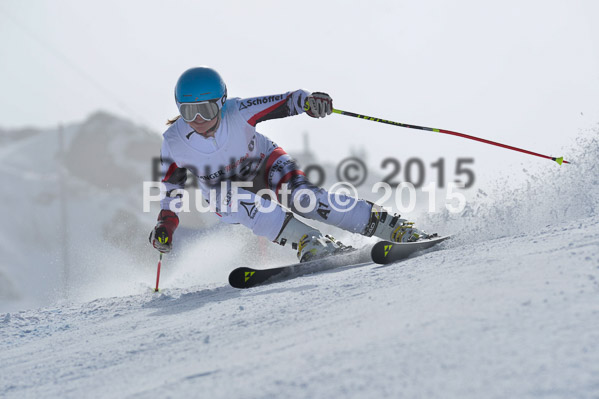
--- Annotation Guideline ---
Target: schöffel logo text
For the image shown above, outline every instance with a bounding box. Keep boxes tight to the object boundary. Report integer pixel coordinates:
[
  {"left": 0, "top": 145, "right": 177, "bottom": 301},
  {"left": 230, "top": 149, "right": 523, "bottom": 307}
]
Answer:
[{"left": 239, "top": 95, "right": 283, "bottom": 110}]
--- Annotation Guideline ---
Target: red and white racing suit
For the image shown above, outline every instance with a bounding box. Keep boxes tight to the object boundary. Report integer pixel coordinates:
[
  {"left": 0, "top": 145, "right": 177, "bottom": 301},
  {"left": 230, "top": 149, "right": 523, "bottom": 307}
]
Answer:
[{"left": 159, "top": 90, "right": 372, "bottom": 241}]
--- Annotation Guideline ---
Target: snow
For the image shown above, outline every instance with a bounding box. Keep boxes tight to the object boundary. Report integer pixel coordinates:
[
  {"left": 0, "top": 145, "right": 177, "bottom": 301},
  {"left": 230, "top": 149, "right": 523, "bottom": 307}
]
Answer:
[
  {"left": 1, "top": 117, "right": 598, "bottom": 397},
  {"left": 1, "top": 219, "right": 599, "bottom": 397}
]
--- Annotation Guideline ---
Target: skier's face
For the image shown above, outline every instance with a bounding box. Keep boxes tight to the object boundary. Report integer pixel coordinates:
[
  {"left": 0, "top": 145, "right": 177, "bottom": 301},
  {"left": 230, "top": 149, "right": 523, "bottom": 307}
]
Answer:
[{"left": 187, "top": 114, "right": 220, "bottom": 137}]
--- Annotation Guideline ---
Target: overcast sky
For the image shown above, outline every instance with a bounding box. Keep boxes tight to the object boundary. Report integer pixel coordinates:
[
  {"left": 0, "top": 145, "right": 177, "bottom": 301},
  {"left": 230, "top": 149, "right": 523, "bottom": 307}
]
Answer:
[{"left": 1, "top": 0, "right": 598, "bottom": 187}]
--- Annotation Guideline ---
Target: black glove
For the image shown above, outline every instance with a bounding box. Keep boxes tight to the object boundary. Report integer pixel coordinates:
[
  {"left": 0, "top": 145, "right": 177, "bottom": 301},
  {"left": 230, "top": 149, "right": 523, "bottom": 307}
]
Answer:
[
  {"left": 149, "top": 210, "right": 179, "bottom": 253},
  {"left": 304, "top": 92, "right": 333, "bottom": 118}
]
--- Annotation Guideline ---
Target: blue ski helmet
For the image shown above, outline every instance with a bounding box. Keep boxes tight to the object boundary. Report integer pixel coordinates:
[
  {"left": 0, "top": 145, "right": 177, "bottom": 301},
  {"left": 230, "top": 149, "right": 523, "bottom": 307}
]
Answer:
[{"left": 175, "top": 67, "right": 227, "bottom": 122}]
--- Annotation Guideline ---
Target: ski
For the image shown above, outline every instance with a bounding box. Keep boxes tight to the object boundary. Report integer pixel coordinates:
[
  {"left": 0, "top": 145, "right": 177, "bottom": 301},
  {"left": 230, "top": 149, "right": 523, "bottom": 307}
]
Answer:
[
  {"left": 370, "top": 235, "right": 450, "bottom": 264},
  {"left": 228, "top": 247, "right": 372, "bottom": 289},
  {"left": 229, "top": 236, "right": 450, "bottom": 289}
]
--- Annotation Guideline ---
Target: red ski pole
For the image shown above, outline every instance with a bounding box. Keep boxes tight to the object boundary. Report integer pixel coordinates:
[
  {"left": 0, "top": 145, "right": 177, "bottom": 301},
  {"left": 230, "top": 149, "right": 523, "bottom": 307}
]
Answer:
[
  {"left": 154, "top": 253, "right": 163, "bottom": 292},
  {"left": 332, "top": 109, "right": 571, "bottom": 165}
]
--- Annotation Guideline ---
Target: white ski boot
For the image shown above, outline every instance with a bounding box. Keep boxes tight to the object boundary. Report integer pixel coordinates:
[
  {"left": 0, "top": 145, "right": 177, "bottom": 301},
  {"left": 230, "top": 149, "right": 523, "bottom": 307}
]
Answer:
[
  {"left": 296, "top": 234, "right": 351, "bottom": 263},
  {"left": 362, "top": 204, "right": 433, "bottom": 243},
  {"left": 274, "top": 213, "right": 351, "bottom": 262}
]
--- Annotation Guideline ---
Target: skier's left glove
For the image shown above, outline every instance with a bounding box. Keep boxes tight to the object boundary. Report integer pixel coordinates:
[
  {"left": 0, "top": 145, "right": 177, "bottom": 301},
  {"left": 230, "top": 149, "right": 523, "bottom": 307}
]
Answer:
[
  {"left": 304, "top": 92, "right": 333, "bottom": 118},
  {"left": 149, "top": 209, "right": 179, "bottom": 253}
]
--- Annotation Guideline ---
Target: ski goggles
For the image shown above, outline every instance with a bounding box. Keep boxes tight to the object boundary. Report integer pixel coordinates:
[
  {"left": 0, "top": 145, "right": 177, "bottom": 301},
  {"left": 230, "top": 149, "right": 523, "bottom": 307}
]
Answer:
[{"left": 178, "top": 94, "right": 226, "bottom": 122}]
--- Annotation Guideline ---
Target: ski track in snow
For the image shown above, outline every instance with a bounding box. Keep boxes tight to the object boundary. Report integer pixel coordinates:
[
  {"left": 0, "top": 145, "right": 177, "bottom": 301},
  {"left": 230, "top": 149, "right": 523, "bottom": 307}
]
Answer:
[{"left": 1, "top": 215, "right": 598, "bottom": 398}]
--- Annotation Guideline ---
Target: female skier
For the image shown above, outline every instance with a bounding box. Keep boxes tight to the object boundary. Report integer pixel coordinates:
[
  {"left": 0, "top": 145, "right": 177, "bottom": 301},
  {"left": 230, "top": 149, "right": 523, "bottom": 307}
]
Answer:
[{"left": 149, "top": 67, "right": 431, "bottom": 261}]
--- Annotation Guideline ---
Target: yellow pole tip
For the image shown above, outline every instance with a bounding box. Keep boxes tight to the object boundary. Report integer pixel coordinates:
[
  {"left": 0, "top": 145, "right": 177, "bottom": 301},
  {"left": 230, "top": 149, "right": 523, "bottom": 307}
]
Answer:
[{"left": 555, "top": 157, "right": 564, "bottom": 165}]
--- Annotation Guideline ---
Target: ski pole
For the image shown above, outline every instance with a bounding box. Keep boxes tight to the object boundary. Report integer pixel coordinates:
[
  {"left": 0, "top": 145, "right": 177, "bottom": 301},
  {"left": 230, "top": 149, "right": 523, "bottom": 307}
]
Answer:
[
  {"left": 154, "top": 253, "right": 162, "bottom": 292},
  {"left": 332, "top": 108, "right": 570, "bottom": 165}
]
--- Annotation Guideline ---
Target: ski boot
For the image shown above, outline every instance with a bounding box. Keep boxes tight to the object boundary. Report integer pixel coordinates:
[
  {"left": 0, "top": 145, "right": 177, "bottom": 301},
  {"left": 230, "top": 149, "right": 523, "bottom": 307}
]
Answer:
[
  {"left": 296, "top": 234, "right": 351, "bottom": 263},
  {"left": 362, "top": 204, "right": 434, "bottom": 243},
  {"left": 274, "top": 213, "right": 352, "bottom": 262}
]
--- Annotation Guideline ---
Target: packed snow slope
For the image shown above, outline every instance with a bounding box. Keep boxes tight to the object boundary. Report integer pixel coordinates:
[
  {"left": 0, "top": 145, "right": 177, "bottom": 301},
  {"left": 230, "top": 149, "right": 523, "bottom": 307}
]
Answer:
[
  {"left": 1, "top": 215, "right": 598, "bottom": 399},
  {"left": 1, "top": 130, "right": 598, "bottom": 398}
]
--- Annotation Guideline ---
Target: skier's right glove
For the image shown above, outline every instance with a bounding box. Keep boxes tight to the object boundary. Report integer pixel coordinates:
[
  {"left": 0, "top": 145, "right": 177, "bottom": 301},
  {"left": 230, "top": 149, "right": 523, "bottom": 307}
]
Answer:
[{"left": 149, "top": 209, "right": 179, "bottom": 253}]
